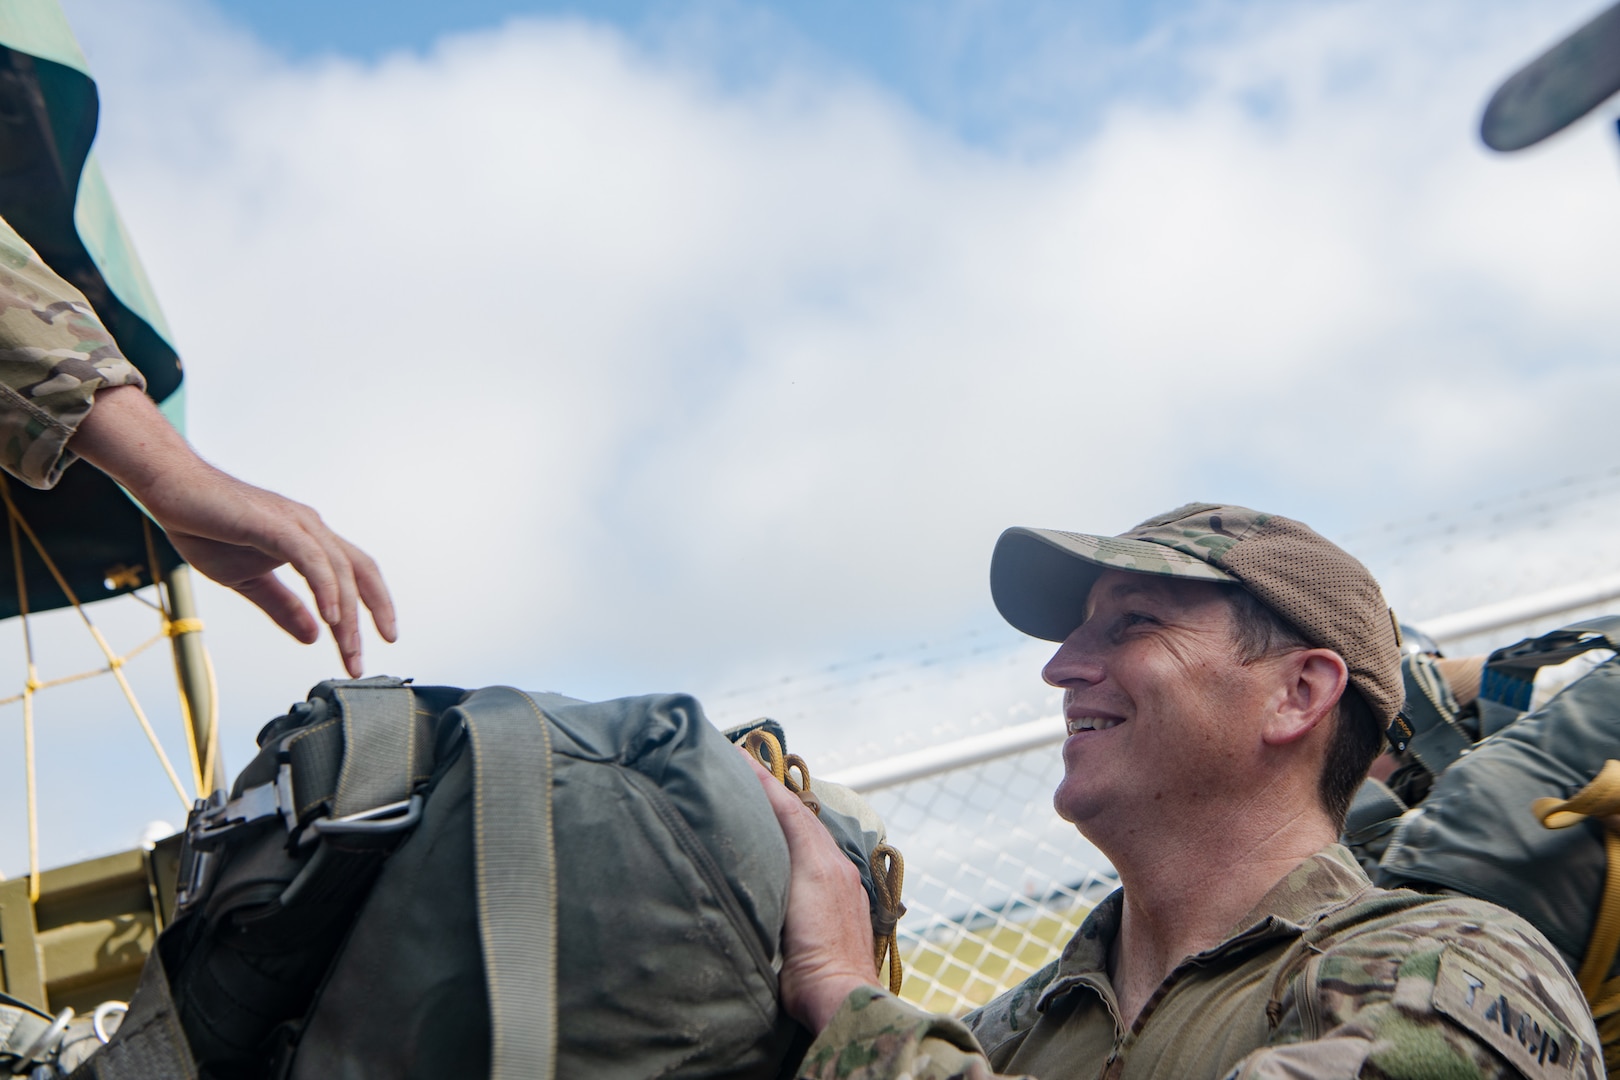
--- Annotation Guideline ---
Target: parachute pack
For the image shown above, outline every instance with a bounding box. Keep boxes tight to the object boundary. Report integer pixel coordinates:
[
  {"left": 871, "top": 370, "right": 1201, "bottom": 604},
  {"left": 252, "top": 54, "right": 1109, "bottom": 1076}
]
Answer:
[
  {"left": 74, "top": 677, "right": 903, "bottom": 1080},
  {"left": 1344, "top": 616, "right": 1620, "bottom": 1073}
]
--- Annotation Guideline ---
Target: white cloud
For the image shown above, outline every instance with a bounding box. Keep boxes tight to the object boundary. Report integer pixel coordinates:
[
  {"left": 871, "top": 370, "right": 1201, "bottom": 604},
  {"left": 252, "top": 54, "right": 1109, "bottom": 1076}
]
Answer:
[{"left": 10, "top": 0, "right": 1617, "bottom": 871}]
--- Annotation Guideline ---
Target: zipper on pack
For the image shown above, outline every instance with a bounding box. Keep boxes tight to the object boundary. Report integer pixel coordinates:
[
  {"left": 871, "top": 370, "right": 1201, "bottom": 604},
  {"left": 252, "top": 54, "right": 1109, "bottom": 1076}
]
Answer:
[{"left": 619, "top": 768, "right": 781, "bottom": 999}]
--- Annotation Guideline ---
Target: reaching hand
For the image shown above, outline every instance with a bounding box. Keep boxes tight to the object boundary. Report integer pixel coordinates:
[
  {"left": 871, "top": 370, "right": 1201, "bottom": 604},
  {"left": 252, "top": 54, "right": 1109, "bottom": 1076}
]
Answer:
[
  {"left": 72, "top": 386, "right": 396, "bottom": 677},
  {"left": 740, "top": 746, "right": 879, "bottom": 1032}
]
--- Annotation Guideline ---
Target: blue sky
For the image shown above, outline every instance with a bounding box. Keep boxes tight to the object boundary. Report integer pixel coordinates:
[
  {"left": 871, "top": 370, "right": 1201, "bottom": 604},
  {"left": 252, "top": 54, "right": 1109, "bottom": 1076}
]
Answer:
[{"left": 206, "top": 0, "right": 1199, "bottom": 150}]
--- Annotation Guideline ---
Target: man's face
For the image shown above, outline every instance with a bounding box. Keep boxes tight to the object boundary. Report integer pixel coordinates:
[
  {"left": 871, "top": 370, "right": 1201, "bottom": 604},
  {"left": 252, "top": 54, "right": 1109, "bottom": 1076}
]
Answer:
[{"left": 1043, "top": 569, "right": 1286, "bottom": 833}]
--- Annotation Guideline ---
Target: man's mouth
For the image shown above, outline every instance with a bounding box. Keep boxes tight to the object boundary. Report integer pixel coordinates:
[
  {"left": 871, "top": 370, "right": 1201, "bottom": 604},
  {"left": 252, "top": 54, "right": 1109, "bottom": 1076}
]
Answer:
[{"left": 1066, "top": 714, "right": 1125, "bottom": 733}]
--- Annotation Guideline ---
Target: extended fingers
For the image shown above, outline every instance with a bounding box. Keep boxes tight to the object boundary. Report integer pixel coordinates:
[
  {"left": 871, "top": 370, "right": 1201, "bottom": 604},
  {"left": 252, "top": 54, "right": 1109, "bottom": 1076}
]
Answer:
[
  {"left": 343, "top": 538, "right": 397, "bottom": 643},
  {"left": 233, "top": 574, "right": 321, "bottom": 644},
  {"left": 269, "top": 507, "right": 367, "bottom": 676}
]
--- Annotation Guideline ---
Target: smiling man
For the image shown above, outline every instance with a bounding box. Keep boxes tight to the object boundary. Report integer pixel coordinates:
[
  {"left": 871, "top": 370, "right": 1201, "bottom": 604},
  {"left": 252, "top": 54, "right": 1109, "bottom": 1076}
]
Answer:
[{"left": 752, "top": 503, "right": 1601, "bottom": 1080}]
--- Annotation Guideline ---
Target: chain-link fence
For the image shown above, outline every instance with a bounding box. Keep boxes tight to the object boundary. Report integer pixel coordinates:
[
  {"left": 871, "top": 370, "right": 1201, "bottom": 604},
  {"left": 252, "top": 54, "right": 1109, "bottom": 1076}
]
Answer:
[{"left": 859, "top": 746, "right": 1113, "bottom": 1014}]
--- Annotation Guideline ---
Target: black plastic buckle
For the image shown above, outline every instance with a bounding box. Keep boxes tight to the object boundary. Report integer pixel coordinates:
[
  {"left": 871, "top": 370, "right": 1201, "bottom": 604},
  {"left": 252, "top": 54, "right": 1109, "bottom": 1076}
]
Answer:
[{"left": 1385, "top": 712, "right": 1414, "bottom": 753}]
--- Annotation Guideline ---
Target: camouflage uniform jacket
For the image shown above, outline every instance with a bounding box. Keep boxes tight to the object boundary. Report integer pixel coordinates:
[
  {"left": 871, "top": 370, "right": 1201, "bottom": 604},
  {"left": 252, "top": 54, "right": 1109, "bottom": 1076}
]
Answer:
[
  {"left": 0, "top": 214, "right": 145, "bottom": 489},
  {"left": 799, "top": 844, "right": 1600, "bottom": 1080}
]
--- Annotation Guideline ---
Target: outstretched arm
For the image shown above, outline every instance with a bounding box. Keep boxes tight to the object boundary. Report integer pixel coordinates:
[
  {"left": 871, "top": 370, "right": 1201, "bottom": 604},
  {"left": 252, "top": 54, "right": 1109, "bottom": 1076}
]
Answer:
[{"left": 73, "top": 384, "right": 396, "bottom": 677}]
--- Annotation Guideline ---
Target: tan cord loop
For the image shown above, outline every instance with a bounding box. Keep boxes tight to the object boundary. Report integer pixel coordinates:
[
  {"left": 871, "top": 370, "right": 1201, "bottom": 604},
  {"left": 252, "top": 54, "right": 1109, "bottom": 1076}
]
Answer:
[
  {"left": 163, "top": 617, "right": 204, "bottom": 636},
  {"left": 1533, "top": 760, "right": 1620, "bottom": 833},
  {"left": 741, "top": 728, "right": 787, "bottom": 783},
  {"left": 1534, "top": 761, "right": 1620, "bottom": 1008},
  {"left": 783, "top": 754, "right": 820, "bottom": 816},
  {"left": 869, "top": 843, "right": 906, "bottom": 994},
  {"left": 744, "top": 725, "right": 907, "bottom": 993}
]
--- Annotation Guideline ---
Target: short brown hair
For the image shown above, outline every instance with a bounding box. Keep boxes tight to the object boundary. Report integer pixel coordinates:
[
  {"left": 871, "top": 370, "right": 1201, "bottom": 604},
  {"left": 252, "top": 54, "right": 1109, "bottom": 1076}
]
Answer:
[{"left": 1223, "top": 586, "right": 1382, "bottom": 827}]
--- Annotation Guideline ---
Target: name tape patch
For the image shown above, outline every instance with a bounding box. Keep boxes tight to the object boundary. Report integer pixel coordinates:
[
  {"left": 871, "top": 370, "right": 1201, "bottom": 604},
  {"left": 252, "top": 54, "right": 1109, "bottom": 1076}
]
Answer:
[{"left": 1433, "top": 947, "right": 1585, "bottom": 1078}]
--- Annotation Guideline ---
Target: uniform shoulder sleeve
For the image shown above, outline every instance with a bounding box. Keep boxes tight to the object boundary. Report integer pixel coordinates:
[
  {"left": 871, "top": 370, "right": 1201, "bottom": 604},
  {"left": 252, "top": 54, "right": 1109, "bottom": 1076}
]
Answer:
[
  {"left": 1228, "top": 893, "right": 1603, "bottom": 1080},
  {"left": 798, "top": 987, "right": 1035, "bottom": 1080},
  {"left": 0, "top": 216, "right": 145, "bottom": 489},
  {"left": 963, "top": 959, "right": 1061, "bottom": 1063}
]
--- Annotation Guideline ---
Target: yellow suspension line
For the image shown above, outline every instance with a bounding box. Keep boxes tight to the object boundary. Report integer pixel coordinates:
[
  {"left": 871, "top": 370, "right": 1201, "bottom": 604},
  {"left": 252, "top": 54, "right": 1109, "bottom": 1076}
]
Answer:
[
  {"left": 8, "top": 505, "right": 40, "bottom": 902},
  {"left": 0, "top": 476, "right": 191, "bottom": 811},
  {"left": 198, "top": 644, "right": 221, "bottom": 796},
  {"left": 144, "top": 519, "right": 208, "bottom": 796},
  {"left": 0, "top": 631, "right": 166, "bottom": 705}
]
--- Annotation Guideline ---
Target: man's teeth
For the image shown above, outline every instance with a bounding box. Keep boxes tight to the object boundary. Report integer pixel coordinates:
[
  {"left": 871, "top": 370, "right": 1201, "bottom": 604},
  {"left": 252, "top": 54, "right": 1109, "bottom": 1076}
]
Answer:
[{"left": 1068, "top": 716, "right": 1123, "bottom": 733}]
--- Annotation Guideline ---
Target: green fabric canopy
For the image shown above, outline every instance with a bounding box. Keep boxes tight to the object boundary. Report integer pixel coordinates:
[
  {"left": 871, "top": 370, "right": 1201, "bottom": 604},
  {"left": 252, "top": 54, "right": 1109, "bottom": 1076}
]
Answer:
[{"left": 0, "top": 0, "right": 184, "bottom": 619}]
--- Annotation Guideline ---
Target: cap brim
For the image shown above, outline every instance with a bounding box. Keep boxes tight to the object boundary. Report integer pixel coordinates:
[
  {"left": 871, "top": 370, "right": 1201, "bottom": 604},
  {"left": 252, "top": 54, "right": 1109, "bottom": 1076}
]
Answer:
[
  {"left": 1481, "top": 0, "right": 1620, "bottom": 151},
  {"left": 990, "top": 527, "right": 1235, "bottom": 642}
]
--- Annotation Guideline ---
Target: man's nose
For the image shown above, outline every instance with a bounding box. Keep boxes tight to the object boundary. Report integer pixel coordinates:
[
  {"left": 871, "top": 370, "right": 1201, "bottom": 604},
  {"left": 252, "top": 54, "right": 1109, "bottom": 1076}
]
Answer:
[{"left": 1042, "top": 623, "right": 1105, "bottom": 688}]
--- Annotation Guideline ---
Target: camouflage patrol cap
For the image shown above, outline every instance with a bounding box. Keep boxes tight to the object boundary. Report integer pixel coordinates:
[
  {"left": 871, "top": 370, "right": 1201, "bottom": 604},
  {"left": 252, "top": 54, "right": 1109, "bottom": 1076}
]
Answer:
[{"left": 990, "top": 502, "right": 1403, "bottom": 726}]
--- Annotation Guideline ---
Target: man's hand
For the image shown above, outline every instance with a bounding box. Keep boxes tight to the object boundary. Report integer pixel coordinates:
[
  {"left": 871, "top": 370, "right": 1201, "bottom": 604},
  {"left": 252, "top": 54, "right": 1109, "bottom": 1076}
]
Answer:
[
  {"left": 740, "top": 747, "right": 881, "bottom": 1033},
  {"left": 72, "top": 386, "right": 396, "bottom": 677}
]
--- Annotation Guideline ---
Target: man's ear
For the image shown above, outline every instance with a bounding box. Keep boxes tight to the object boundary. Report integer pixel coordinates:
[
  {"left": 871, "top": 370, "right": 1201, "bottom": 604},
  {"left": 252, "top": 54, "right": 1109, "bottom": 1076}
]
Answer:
[{"left": 1260, "top": 649, "right": 1348, "bottom": 747}]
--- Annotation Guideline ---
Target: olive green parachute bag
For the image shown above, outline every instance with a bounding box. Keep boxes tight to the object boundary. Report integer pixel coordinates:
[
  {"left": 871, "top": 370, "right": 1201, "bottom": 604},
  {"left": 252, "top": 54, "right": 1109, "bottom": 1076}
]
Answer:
[
  {"left": 1343, "top": 616, "right": 1620, "bottom": 1070},
  {"left": 76, "top": 677, "right": 903, "bottom": 1080}
]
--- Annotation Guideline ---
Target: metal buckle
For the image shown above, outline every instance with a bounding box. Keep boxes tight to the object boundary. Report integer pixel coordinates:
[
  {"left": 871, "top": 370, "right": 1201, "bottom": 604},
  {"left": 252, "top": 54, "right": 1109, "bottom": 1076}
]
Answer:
[
  {"left": 300, "top": 794, "right": 423, "bottom": 846},
  {"left": 10, "top": 1008, "right": 73, "bottom": 1073}
]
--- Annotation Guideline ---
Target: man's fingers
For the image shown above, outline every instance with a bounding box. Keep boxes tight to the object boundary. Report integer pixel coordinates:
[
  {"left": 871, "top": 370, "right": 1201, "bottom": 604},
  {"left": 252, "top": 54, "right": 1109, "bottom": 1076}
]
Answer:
[
  {"left": 233, "top": 574, "right": 321, "bottom": 644},
  {"left": 272, "top": 515, "right": 366, "bottom": 675},
  {"left": 310, "top": 527, "right": 362, "bottom": 674},
  {"left": 272, "top": 521, "right": 343, "bottom": 630},
  {"left": 343, "top": 539, "right": 398, "bottom": 643}
]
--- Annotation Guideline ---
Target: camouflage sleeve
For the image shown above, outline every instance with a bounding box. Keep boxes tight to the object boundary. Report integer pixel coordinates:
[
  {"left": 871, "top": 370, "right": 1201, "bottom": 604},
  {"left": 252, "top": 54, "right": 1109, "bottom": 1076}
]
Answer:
[
  {"left": 1228, "top": 898, "right": 1603, "bottom": 1080},
  {"left": 796, "top": 987, "right": 1034, "bottom": 1080},
  {"left": 0, "top": 215, "right": 145, "bottom": 489}
]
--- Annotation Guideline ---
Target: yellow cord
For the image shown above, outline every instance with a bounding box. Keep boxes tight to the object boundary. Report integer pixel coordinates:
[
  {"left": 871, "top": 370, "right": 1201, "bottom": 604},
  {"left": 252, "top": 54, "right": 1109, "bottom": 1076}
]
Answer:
[
  {"left": 0, "top": 632, "right": 166, "bottom": 706},
  {"left": 10, "top": 496, "right": 39, "bottom": 902},
  {"left": 0, "top": 476, "right": 190, "bottom": 810},
  {"left": 741, "top": 729, "right": 788, "bottom": 783},
  {"left": 742, "top": 726, "right": 907, "bottom": 993},
  {"left": 145, "top": 519, "right": 210, "bottom": 798},
  {"left": 1534, "top": 759, "right": 1620, "bottom": 1072},
  {"left": 199, "top": 643, "right": 221, "bottom": 794}
]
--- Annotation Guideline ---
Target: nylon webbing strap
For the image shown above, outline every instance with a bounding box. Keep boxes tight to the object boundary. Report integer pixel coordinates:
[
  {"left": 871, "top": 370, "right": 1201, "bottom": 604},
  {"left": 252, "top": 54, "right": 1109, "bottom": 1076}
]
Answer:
[
  {"left": 78, "top": 952, "right": 199, "bottom": 1080},
  {"left": 0, "top": 999, "right": 52, "bottom": 1062},
  {"left": 1476, "top": 616, "right": 1620, "bottom": 734},
  {"left": 1486, "top": 616, "right": 1620, "bottom": 679},
  {"left": 1402, "top": 657, "right": 1472, "bottom": 776},
  {"left": 457, "top": 686, "right": 557, "bottom": 1080},
  {"left": 331, "top": 680, "right": 419, "bottom": 819}
]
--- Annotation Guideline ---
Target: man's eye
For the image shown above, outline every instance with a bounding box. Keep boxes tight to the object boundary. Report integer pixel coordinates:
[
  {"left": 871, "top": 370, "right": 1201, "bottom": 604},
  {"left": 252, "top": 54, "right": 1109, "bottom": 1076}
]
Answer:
[{"left": 1109, "top": 612, "right": 1155, "bottom": 640}]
